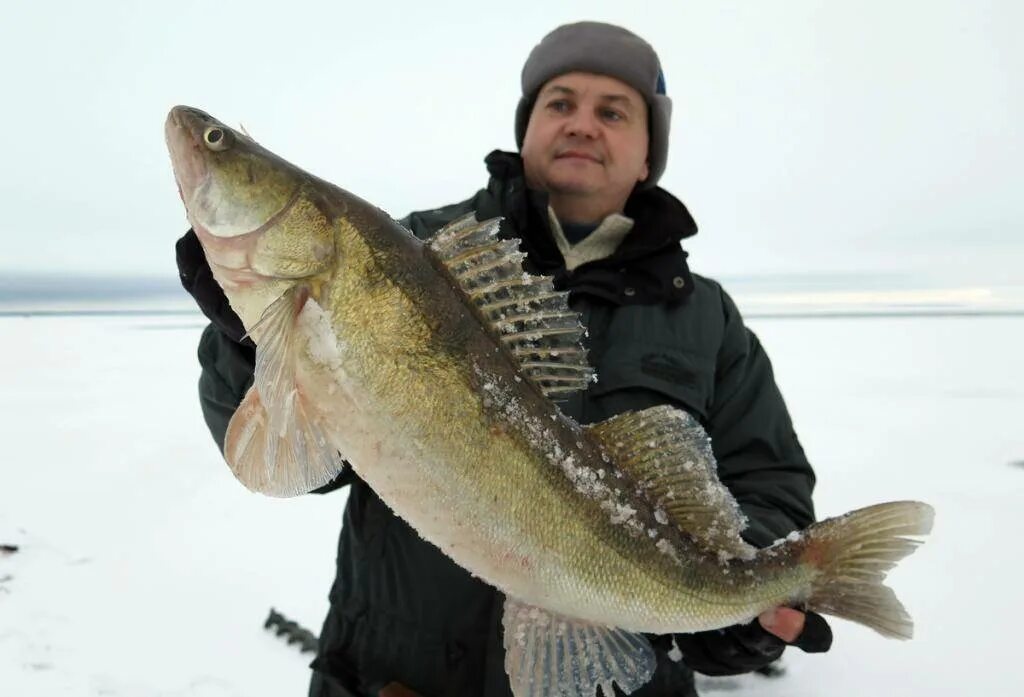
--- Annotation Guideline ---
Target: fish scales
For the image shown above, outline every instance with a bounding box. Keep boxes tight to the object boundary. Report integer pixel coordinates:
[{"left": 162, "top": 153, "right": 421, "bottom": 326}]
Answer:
[
  {"left": 312, "top": 197, "right": 785, "bottom": 632},
  {"left": 167, "top": 105, "right": 933, "bottom": 697}
]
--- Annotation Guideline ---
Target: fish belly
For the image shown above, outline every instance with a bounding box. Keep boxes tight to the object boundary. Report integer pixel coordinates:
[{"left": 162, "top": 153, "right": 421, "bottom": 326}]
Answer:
[{"left": 308, "top": 335, "right": 788, "bottom": 633}]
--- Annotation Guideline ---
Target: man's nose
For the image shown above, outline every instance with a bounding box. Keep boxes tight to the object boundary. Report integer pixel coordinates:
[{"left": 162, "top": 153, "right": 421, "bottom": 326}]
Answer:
[{"left": 565, "top": 108, "right": 600, "bottom": 138}]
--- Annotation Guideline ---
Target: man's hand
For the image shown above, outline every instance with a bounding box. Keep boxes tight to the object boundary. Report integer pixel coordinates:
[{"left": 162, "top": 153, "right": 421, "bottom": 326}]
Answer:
[
  {"left": 175, "top": 229, "right": 250, "bottom": 345},
  {"left": 759, "top": 607, "right": 833, "bottom": 652},
  {"left": 672, "top": 608, "right": 832, "bottom": 677},
  {"left": 759, "top": 607, "right": 806, "bottom": 642}
]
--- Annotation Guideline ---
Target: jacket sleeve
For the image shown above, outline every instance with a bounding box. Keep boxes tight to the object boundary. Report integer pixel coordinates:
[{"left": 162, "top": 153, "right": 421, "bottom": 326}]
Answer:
[
  {"left": 707, "top": 288, "right": 816, "bottom": 547},
  {"left": 196, "top": 323, "right": 254, "bottom": 454},
  {"left": 399, "top": 191, "right": 488, "bottom": 241}
]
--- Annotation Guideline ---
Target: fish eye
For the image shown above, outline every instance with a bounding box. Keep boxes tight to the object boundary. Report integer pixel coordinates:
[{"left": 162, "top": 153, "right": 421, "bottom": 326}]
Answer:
[{"left": 203, "top": 126, "right": 230, "bottom": 151}]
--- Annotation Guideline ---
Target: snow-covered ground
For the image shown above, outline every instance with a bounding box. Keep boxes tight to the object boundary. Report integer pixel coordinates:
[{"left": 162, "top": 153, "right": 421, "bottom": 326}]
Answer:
[{"left": 1, "top": 311, "right": 1021, "bottom": 696}]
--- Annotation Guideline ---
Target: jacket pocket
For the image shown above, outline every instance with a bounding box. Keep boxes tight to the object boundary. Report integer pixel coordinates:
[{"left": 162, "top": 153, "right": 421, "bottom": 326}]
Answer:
[{"left": 587, "top": 345, "right": 713, "bottom": 423}]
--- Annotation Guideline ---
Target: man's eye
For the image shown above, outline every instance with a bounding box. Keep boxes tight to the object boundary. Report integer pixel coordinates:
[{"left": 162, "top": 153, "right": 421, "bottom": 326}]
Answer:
[
  {"left": 548, "top": 100, "right": 571, "bottom": 113},
  {"left": 601, "top": 109, "right": 624, "bottom": 122}
]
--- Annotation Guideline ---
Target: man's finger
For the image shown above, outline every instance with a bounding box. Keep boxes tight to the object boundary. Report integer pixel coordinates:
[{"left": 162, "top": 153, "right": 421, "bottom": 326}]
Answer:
[
  {"left": 758, "top": 607, "right": 805, "bottom": 643},
  {"left": 758, "top": 608, "right": 834, "bottom": 653},
  {"left": 790, "top": 611, "right": 833, "bottom": 653}
]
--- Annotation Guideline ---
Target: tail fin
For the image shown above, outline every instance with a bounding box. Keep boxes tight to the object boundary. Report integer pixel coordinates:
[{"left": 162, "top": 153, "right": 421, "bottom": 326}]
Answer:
[{"left": 801, "top": 501, "right": 934, "bottom": 639}]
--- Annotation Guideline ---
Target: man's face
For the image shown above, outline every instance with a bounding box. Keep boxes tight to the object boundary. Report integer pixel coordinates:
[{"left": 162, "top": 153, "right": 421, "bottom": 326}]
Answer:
[{"left": 521, "top": 72, "right": 650, "bottom": 211}]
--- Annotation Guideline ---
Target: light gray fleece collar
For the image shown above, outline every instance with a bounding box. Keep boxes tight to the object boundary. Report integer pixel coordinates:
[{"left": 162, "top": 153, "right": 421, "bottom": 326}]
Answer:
[{"left": 547, "top": 207, "right": 634, "bottom": 271}]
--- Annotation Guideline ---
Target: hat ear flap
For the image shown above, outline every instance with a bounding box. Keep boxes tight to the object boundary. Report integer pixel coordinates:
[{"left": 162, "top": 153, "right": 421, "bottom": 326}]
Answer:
[
  {"left": 641, "top": 93, "right": 672, "bottom": 189},
  {"left": 514, "top": 93, "right": 536, "bottom": 150}
]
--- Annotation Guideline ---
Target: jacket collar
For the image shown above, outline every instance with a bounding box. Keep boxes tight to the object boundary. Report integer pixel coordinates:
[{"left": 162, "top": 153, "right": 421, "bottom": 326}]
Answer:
[
  {"left": 484, "top": 150, "right": 698, "bottom": 253},
  {"left": 483, "top": 150, "right": 698, "bottom": 305}
]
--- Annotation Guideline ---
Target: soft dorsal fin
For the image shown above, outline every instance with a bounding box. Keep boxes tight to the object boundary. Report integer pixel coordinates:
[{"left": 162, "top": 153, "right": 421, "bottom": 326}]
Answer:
[
  {"left": 427, "top": 214, "right": 594, "bottom": 399},
  {"left": 587, "top": 406, "right": 756, "bottom": 560}
]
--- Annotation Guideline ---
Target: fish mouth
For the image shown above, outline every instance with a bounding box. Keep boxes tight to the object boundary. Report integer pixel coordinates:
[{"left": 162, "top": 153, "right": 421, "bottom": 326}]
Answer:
[
  {"left": 165, "top": 106, "right": 213, "bottom": 207},
  {"left": 166, "top": 105, "right": 219, "bottom": 142}
]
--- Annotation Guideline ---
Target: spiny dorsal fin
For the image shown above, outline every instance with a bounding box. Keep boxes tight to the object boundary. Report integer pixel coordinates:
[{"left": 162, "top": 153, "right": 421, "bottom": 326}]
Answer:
[
  {"left": 587, "top": 406, "right": 756, "bottom": 560},
  {"left": 428, "top": 213, "right": 594, "bottom": 399}
]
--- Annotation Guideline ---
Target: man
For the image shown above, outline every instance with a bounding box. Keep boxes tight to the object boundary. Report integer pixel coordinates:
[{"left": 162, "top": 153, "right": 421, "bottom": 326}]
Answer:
[{"left": 176, "top": 21, "right": 831, "bottom": 697}]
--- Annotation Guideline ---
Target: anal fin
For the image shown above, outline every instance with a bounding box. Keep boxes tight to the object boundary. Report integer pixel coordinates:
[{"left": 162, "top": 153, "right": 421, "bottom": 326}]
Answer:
[{"left": 502, "top": 597, "right": 655, "bottom": 697}]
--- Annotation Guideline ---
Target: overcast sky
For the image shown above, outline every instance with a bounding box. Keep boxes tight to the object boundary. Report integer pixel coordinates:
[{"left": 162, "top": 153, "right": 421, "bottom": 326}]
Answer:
[{"left": 1, "top": 0, "right": 1020, "bottom": 289}]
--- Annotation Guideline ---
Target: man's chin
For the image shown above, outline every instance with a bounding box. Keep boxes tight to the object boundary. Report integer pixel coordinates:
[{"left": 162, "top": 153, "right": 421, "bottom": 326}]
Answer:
[{"left": 545, "top": 175, "right": 601, "bottom": 196}]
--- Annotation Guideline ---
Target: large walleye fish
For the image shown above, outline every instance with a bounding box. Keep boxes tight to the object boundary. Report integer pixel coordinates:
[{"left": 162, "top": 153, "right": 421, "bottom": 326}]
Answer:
[{"left": 166, "top": 106, "right": 934, "bottom": 697}]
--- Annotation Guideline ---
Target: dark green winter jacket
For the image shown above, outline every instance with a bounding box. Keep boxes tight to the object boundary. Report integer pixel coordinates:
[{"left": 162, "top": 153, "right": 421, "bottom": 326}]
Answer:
[{"left": 185, "top": 150, "right": 816, "bottom": 697}]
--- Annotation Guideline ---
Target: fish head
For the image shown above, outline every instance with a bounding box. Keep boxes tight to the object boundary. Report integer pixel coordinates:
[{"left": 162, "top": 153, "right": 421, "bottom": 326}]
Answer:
[{"left": 165, "top": 106, "right": 335, "bottom": 308}]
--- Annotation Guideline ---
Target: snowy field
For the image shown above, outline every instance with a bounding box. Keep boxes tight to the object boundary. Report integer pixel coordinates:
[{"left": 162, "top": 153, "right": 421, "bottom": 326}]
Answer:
[{"left": 1, "top": 311, "right": 1022, "bottom": 696}]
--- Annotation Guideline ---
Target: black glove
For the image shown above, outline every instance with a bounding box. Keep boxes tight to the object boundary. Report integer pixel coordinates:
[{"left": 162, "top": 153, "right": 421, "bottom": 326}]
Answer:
[
  {"left": 671, "top": 611, "right": 832, "bottom": 677},
  {"left": 175, "top": 229, "right": 253, "bottom": 347}
]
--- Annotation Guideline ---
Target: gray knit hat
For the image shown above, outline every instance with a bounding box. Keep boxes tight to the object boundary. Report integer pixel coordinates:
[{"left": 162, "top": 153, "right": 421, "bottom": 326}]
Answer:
[{"left": 515, "top": 21, "right": 672, "bottom": 189}]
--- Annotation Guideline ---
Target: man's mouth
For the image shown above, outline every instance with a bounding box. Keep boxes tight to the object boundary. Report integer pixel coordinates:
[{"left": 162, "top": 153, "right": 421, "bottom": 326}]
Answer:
[{"left": 556, "top": 150, "right": 601, "bottom": 163}]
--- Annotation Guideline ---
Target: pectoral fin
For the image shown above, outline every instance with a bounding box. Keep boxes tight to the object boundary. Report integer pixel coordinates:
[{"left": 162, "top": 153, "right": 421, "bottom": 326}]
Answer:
[
  {"left": 224, "top": 287, "right": 345, "bottom": 497},
  {"left": 502, "top": 597, "right": 655, "bottom": 697}
]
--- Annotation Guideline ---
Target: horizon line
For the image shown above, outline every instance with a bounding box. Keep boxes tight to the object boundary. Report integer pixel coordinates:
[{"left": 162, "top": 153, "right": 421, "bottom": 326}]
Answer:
[{"left": 3, "top": 308, "right": 1021, "bottom": 321}]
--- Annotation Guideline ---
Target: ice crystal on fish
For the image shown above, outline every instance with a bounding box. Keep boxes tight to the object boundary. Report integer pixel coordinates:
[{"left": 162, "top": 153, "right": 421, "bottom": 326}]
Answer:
[{"left": 655, "top": 539, "right": 680, "bottom": 562}]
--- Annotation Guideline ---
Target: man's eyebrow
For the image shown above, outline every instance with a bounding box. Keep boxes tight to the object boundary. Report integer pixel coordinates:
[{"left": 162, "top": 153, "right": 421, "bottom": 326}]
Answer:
[
  {"left": 539, "top": 85, "right": 638, "bottom": 109},
  {"left": 601, "top": 94, "right": 637, "bottom": 109}
]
